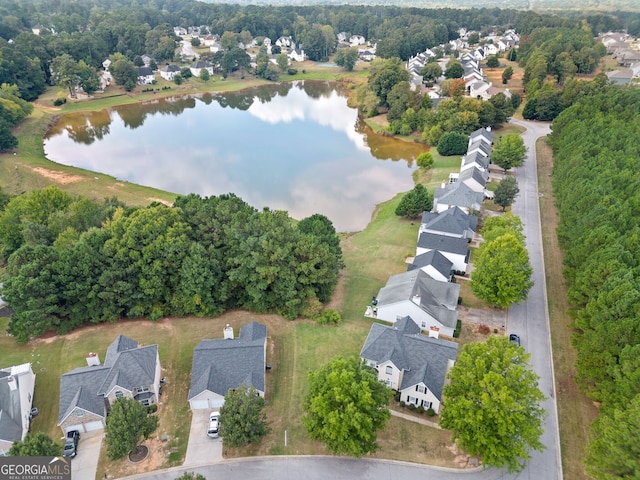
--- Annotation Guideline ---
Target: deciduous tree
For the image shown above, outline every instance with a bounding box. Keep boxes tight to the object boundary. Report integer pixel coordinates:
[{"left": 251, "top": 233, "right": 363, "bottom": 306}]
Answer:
[
  {"left": 334, "top": 47, "right": 358, "bottom": 71},
  {"left": 303, "top": 356, "right": 392, "bottom": 457},
  {"left": 491, "top": 133, "right": 526, "bottom": 172},
  {"left": 441, "top": 337, "right": 546, "bottom": 473},
  {"left": 219, "top": 385, "right": 268, "bottom": 448},
  {"left": 106, "top": 398, "right": 158, "bottom": 460},
  {"left": 10, "top": 432, "right": 62, "bottom": 457},
  {"left": 471, "top": 232, "right": 533, "bottom": 308},
  {"left": 493, "top": 176, "right": 519, "bottom": 211}
]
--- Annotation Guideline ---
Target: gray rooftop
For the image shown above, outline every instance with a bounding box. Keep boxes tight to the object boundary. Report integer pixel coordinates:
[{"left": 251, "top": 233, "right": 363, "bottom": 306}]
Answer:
[
  {"left": 0, "top": 369, "right": 25, "bottom": 444},
  {"left": 467, "top": 139, "right": 492, "bottom": 157},
  {"left": 360, "top": 318, "right": 458, "bottom": 400},
  {"left": 433, "top": 182, "right": 484, "bottom": 211},
  {"left": 420, "top": 207, "right": 478, "bottom": 237},
  {"left": 376, "top": 270, "right": 460, "bottom": 328},
  {"left": 462, "top": 151, "right": 490, "bottom": 169},
  {"left": 470, "top": 127, "right": 494, "bottom": 144},
  {"left": 458, "top": 166, "right": 489, "bottom": 186},
  {"left": 188, "top": 322, "right": 267, "bottom": 400},
  {"left": 59, "top": 335, "right": 158, "bottom": 425},
  {"left": 408, "top": 250, "right": 453, "bottom": 279},
  {"left": 417, "top": 232, "right": 470, "bottom": 256}
]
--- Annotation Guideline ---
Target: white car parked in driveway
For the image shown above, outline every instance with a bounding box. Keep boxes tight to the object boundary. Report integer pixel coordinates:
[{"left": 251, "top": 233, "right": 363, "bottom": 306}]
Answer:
[{"left": 207, "top": 411, "right": 220, "bottom": 438}]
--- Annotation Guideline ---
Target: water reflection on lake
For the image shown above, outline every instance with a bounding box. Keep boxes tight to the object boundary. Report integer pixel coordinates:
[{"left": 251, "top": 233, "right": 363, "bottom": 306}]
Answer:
[{"left": 44, "top": 81, "right": 424, "bottom": 232}]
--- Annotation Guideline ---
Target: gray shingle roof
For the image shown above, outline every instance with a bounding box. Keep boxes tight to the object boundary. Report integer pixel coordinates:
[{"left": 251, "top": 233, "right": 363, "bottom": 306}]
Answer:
[
  {"left": 458, "top": 166, "right": 489, "bottom": 186},
  {"left": 433, "top": 182, "right": 484, "bottom": 211},
  {"left": 0, "top": 371, "right": 24, "bottom": 443},
  {"left": 417, "top": 232, "right": 470, "bottom": 256},
  {"left": 470, "top": 127, "right": 494, "bottom": 145},
  {"left": 467, "top": 139, "right": 491, "bottom": 157},
  {"left": 360, "top": 320, "right": 458, "bottom": 400},
  {"left": 58, "top": 336, "right": 158, "bottom": 425},
  {"left": 409, "top": 250, "right": 453, "bottom": 279},
  {"left": 420, "top": 207, "right": 478, "bottom": 237},
  {"left": 58, "top": 366, "right": 110, "bottom": 422},
  {"left": 462, "top": 151, "right": 490, "bottom": 169},
  {"left": 376, "top": 270, "right": 460, "bottom": 329},
  {"left": 188, "top": 322, "right": 266, "bottom": 400},
  {"left": 138, "top": 66, "right": 153, "bottom": 76}
]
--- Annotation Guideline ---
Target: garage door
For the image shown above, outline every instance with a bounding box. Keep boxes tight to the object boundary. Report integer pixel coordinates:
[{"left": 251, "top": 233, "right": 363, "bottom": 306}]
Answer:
[
  {"left": 84, "top": 421, "right": 104, "bottom": 432},
  {"left": 65, "top": 425, "right": 84, "bottom": 434},
  {"left": 209, "top": 398, "right": 224, "bottom": 409},
  {"left": 189, "top": 399, "right": 209, "bottom": 410}
]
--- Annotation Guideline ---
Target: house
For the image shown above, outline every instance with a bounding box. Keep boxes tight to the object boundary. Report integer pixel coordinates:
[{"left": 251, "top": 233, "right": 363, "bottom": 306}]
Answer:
[
  {"left": 466, "top": 139, "right": 492, "bottom": 158},
  {"left": 141, "top": 54, "right": 154, "bottom": 67},
  {"left": 288, "top": 49, "right": 306, "bottom": 62},
  {"left": 174, "top": 26, "right": 187, "bottom": 37},
  {"left": 419, "top": 207, "right": 477, "bottom": 240},
  {"left": 484, "top": 43, "right": 499, "bottom": 56},
  {"left": 469, "top": 126, "right": 494, "bottom": 147},
  {"left": 137, "top": 67, "right": 155, "bottom": 85},
  {"left": 102, "top": 58, "right": 112, "bottom": 72},
  {"left": 0, "top": 363, "right": 36, "bottom": 456},
  {"left": 360, "top": 317, "right": 458, "bottom": 413},
  {"left": 188, "top": 322, "right": 267, "bottom": 410},
  {"left": 454, "top": 166, "right": 489, "bottom": 193},
  {"left": 31, "top": 24, "right": 44, "bottom": 35},
  {"left": 337, "top": 32, "right": 348, "bottom": 43},
  {"left": 408, "top": 250, "right": 453, "bottom": 282},
  {"left": 416, "top": 232, "right": 470, "bottom": 273},
  {"left": 469, "top": 80, "right": 492, "bottom": 100},
  {"left": 461, "top": 151, "right": 490, "bottom": 172},
  {"left": 58, "top": 335, "right": 161, "bottom": 433},
  {"left": 201, "top": 34, "right": 217, "bottom": 47},
  {"left": 369, "top": 270, "right": 460, "bottom": 336},
  {"left": 159, "top": 64, "right": 181, "bottom": 81},
  {"left": 189, "top": 60, "right": 214, "bottom": 77},
  {"left": 433, "top": 181, "right": 484, "bottom": 215},
  {"left": 349, "top": 35, "right": 366, "bottom": 46},
  {"left": 359, "top": 49, "right": 376, "bottom": 62},
  {"left": 276, "top": 36, "right": 293, "bottom": 48}
]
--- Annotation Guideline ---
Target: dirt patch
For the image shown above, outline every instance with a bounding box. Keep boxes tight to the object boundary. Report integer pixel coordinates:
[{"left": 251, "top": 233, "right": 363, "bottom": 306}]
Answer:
[
  {"left": 31, "top": 167, "right": 84, "bottom": 184},
  {"left": 147, "top": 197, "right": 174, "bottom": 206}
]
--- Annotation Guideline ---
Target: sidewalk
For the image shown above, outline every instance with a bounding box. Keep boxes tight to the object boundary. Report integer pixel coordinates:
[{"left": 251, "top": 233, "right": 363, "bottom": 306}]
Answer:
[{"left": 389, "top": 409, "right": 442, "bottom": 429}]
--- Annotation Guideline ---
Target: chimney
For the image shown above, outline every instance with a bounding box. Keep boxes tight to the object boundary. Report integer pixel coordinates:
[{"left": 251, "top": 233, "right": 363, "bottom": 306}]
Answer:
[
  {"left": 223, "top": 324, "right": 234, "bottom": 340},
  {"left": 86, "top": 352, "right": 101, "bottom": 366},
  {"left": 7, "top": 376, "right": 17, "bottom": 391},
  {"left": 441, "top": 181, "right": 446, "bottom": 189},
  {"left": 428, "top": 326, "right": 440, "bottom": 339}
]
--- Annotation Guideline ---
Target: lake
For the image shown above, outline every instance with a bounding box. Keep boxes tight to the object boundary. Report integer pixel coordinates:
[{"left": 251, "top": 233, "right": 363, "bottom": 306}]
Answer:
[{"left": 44, "top": 81, "right": 424, "bottom": 232}]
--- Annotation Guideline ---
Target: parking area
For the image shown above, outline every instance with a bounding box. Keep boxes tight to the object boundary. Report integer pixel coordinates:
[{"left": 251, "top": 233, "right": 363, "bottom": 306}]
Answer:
[
  {"left": 71, "top": 430, "right": 104, "bottom": 480},
  {"left": 184, "top": 409, "right": 223, "bottom": 467}
]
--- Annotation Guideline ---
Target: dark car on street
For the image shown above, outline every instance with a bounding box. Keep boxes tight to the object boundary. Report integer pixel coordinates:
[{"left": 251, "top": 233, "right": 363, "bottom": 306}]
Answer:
[{"left": 509, "top": 333, "right": 521, "bottom": 346}]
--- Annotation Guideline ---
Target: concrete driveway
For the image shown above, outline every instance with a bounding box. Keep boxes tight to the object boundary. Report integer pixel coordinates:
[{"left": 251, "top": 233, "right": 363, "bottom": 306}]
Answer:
[
  {"left": 184, "top": 409, "right": 222, "bottom": 467},
  {"left": 71, "top": 430, "right": 103, "bottom": 480}
]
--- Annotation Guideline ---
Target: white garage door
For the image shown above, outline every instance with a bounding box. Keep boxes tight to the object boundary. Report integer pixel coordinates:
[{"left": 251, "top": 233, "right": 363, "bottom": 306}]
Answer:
[
  {"left": 190, "top": 399, "right": 210, "bottom": 410},
  {"left": 84, "top": 421, "right": 104, "bottom": 432},
  {"left": 65, "top": 425, "right": 84, "bottom": 434},
  {"left": 209, "top": 398, "right": 224, "bottom": 409}
]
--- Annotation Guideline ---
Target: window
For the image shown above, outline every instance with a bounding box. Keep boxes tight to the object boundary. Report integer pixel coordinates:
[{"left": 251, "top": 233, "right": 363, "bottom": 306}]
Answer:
[
  {"left": 140, "top": 399, "right": 151, "bottom": 407},
  {"left": 407, "top": 396, "right": 417, "bottom": 405},
  {"left": 416, "top": 385, "right": 426, "bottom": 394},
  {"left": 385, "top": 366, "right": 393, "bottom": 375},
  {"left": 75, "top": 410, "right": 84, "bottom": 417},
  {"left": 136, "top": 386, "right": 149, "bottom": 394},
  {"left": 115, "top": 390, "right": 124, "bottom": 399},
  {"left": 422, "top": 401, "right": 432, "bottom": 409}
]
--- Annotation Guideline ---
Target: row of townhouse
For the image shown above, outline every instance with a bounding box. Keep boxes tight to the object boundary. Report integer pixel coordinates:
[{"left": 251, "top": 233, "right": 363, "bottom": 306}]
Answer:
[{"left": 359, "top": 127, "right": 496, "bottom": 414}]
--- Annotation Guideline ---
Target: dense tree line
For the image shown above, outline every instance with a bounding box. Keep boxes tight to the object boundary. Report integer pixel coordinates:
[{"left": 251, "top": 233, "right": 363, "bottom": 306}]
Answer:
[
  {"left": 0, "top": 188, "right": 343, "bottom": 342},
  {"left": 549, "top": 87, "right": 640, "bottom": 479},
  {"left": 518, "top": 27, "right": 607, "bottom": 121}
]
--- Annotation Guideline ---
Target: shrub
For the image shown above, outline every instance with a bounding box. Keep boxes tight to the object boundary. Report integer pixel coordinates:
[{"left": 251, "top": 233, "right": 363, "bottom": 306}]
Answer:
[
  {"left": 494, "top": 328, "right": 498, "bottom": 334},
  {"left": 478, "top": 324, "right": 491, "bottom": 335},
  {"left": 427, "top": 408, "right": 435, "bottom": 417},
  {"left": 453, "top": 319, "right": 462, "bottom": 338},
  {"left": 400, "top": 401, "right": 406, "bottom": 408},
  {"left": 314, "top": 309, "right": 342, "bottom": 325},
  {"left": 437, "top": 131, "right": 469, "bottom": 156},
  {"left": 147, "top": 404, "right": 158, "bottom": 413},
  {"left": 417, "top": 406, "right": 425, "bottom": 414},
  {"left": 53, "top": 97, "right": 66, "bottom": 106},
  {"left": 408, "top": 403, "right": 416, "bottom": 411},
  {"left": 287, "top": 68, "right": 298, "bottom": 75}
]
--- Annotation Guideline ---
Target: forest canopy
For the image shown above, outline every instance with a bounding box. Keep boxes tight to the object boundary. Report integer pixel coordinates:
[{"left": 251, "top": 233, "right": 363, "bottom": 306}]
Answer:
[{"left": 0, "top": 188, "right": 343, "bottom": 341}]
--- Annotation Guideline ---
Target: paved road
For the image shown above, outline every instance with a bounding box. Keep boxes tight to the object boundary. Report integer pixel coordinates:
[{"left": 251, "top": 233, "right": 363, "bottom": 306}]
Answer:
[
  {"left": 507, "top": 118, "right": 562, "bottom": 480},
  {"left": 119, "top": 119, "right": 561, "bottom": 480}
]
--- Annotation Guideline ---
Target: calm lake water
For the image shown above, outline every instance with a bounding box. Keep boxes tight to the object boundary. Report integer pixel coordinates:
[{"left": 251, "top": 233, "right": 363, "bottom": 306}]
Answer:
[{"left": 44, "top": 81, "right": 424, "bottom": 232}]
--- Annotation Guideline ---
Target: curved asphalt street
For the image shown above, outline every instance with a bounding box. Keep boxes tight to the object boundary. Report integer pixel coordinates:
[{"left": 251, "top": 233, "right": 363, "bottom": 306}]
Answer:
[{"left": 120, "top": 119, "right": 561, "bottom": 480}]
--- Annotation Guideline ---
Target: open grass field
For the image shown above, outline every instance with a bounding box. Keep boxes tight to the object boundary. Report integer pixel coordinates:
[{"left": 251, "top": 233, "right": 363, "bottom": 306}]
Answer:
[{"left": 536, "top": 138, "right": 598, "bottom": 480}]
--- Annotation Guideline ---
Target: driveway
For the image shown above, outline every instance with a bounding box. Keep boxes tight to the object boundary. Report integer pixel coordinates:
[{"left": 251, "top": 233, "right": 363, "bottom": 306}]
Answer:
[
  {"left": 184, "top": 409, "right": 222, "bottom": 467},
  {"left": 71, "top": 430, "right": 103, "bottom": 480}
]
